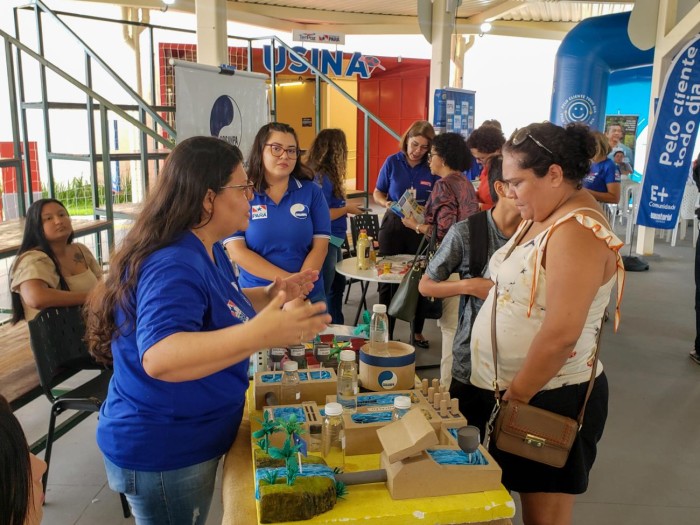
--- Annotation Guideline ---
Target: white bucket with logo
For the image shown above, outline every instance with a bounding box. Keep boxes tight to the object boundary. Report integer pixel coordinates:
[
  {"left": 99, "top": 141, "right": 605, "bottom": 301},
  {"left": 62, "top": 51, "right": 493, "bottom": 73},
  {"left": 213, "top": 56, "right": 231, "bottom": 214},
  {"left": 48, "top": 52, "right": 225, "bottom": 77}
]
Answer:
[{"left": 359, "top": 341, "right": 415, "bottom": 391}]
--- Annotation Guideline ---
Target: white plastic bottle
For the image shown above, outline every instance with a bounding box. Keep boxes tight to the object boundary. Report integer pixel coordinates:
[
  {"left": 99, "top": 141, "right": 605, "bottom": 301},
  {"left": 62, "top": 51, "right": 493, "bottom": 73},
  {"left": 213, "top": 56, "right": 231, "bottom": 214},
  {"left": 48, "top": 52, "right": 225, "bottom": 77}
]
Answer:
[
  {"left": 280, "top": 361, "right": 301, "bottom": 405},
  {"left": 391, "top": 395, "right": 412, "bottom": 421},
  {"left": 370, "top": 303, "right": 389, "bottom": 355},
  {"left": 336, "top": 350, "right": 358, "bottom": 413}
]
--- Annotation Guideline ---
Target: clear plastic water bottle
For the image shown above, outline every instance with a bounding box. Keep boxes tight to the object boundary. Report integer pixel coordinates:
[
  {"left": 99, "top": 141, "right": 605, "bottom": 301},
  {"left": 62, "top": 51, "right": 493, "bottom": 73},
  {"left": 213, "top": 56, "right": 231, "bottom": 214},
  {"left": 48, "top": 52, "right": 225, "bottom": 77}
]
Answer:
[
  {"left": 391, "top": 395, "right": 411, "bottom": 421},
  {"left": 321, "top": 402, "right": 345, "bottom": 468},
  {"left": 337, "top": 350, "right": 358, "bottom": 413},
  {"left": 370, "top": 303, "right": 389, "bottom": 355},
  {"left": 280, "top": 361, "right": 301, "bottom": 405}
]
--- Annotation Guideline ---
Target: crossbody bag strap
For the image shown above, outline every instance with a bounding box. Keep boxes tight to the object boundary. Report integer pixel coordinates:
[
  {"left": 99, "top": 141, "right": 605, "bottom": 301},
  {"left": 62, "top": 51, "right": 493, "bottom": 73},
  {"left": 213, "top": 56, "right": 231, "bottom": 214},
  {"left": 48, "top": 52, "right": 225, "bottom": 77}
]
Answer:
[{"left": 491, "top": 221, "right": 533, "bottom": 402}]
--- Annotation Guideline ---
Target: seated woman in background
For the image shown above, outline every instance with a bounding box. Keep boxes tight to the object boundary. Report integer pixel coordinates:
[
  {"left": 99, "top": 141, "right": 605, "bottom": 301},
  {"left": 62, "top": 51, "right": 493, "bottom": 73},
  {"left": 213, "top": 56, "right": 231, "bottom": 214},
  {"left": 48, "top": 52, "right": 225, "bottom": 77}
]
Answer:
[
  {"left": 10, "top": 198, "right": 102, "bottom": 325},
  {"left": 225, "top": 122, "right": 330, "bottom": 304},
  {"left": 583, "top": 131, "right": 620, "bottom": 205},
  {"left": 1, "top": 393, "right": 47, "bottom": 525}
]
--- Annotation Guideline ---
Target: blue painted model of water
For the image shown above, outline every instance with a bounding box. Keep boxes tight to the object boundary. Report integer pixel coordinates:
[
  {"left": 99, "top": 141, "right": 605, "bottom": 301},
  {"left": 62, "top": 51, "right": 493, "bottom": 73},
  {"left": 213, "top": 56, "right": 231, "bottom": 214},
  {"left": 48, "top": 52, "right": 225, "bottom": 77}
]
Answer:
[
  {"left": 255, "top": 463, "right": 336, "bottom": 498},
  {"left": 272, "top": 407, "right": 306, "bottom": 422},
  {"left": 260, "top": 370, "right": 332, "bottom": 383},
  {"left": 427, "top": 449, "right": 488, "bottom": 465},
  {"left": 350, "top": 411, "right": 393, "bottom": 424},
  {"left": 356, "top": 393, "right": 402, "bottom": 407}
]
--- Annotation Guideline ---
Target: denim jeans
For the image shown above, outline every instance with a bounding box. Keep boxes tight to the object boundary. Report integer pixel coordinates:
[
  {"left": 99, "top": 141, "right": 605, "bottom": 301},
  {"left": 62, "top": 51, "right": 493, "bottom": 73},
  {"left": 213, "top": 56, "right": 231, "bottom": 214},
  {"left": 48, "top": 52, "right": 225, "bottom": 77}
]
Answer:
[
  {"left": 104, "top": 456, "right": 220, "bottom": 525},
  {"left": 321, "top": 244, "right": 345, "bottom": 324}
]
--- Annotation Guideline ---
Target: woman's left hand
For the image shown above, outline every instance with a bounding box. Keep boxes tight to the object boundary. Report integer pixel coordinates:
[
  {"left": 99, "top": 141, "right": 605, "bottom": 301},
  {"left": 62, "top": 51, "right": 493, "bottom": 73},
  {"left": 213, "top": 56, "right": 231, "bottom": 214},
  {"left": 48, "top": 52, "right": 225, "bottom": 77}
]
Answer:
[{"left": 267, "top": 269, "right": 319, "bottom": 302}]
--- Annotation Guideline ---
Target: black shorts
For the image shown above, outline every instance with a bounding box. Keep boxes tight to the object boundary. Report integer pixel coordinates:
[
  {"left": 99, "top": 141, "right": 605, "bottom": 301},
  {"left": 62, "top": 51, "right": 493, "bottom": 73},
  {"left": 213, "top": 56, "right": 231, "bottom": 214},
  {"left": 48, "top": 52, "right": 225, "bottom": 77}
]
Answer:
[{"left": 451, "top": 373, "right": 609, "bottom": 494}]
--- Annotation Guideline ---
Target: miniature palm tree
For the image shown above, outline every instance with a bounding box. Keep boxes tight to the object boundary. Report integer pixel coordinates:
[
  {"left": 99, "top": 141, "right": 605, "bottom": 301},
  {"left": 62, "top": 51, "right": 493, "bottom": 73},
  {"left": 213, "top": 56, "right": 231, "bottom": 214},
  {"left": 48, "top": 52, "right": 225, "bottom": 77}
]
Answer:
[
  {"left": 268, "top": 436, "right": 302, "bottom": 486},
  {"left": 253, "top": 410, "right": 282, "bottom": 453}
]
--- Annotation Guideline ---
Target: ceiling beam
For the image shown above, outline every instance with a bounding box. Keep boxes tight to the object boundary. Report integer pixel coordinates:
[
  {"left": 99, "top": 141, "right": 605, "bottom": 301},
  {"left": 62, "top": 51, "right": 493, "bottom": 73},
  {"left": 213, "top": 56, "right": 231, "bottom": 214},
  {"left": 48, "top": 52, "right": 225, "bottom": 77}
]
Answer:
[{"left": 462, "top": 0, "right": 523, "bottom": 24}]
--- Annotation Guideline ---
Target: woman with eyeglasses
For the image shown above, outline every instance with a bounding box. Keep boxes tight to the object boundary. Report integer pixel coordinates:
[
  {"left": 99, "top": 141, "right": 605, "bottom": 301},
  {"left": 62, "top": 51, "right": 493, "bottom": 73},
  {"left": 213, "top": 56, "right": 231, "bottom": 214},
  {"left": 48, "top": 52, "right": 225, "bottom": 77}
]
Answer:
[
  {"left": 468, "top": 122, "right": 624, "bottom": 525},
  {"left": 225, "top": 123, "right": 331, "bottom": 304},
  {"left": 305, "top": 129, "right": 365, "bottom": 324},
  {"left": 85, "top": 136, "right": 330, "bottom": 524},
  {"left": 466, "top": 124, "right": 506, "bottom": 211},
  {"left": 373, "top": 120, "right": 438, "bottom": 346},
  {"left": 401, "top": 132, "right": 479, "bottom": 385}
]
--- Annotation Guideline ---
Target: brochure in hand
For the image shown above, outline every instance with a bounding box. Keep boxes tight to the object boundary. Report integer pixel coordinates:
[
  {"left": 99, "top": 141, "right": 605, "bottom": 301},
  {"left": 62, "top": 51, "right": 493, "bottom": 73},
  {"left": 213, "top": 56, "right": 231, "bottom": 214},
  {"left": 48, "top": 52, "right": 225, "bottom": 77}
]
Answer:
[{"left": 389, "top": 189, "right": 425, "bottom": 224}]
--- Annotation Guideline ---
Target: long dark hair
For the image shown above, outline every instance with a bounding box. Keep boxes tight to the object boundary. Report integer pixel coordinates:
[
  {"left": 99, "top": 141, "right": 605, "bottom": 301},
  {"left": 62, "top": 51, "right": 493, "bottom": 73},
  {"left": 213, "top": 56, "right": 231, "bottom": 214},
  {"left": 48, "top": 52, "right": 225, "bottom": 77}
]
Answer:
[
  {"left": 305, "top": 128, "right": 347, "bottom": 199},
  {"left": 85, "top": 136, "right": 244, "bottom": 364},
  {"left": 0, "top": 394, "right": 34, "bottom": 525},
  {"left": 247, "top": 122, "right": 313, "bottom": 192},
  {"left": 10, "top": 198, "right": 74, "bottom": 324}
]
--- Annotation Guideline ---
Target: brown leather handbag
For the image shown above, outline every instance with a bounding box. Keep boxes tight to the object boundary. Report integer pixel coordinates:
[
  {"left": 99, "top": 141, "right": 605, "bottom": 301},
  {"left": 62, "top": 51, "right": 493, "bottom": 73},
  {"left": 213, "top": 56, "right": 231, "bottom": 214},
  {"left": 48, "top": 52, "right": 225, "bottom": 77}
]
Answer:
[{"left": 485, "top": 224, "right": 603, "bottom": 468}]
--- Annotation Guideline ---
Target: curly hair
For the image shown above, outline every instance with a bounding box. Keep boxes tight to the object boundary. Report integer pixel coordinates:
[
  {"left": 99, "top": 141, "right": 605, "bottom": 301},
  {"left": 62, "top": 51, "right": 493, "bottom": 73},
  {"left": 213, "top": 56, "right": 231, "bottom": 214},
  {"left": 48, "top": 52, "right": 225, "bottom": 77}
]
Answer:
[
  {"left": 247, "top": 122, "right": 313, "bottom": 192},
  {"left": 503, "top": 122, "right": 596, "bottom": 185},
  {"left": 10, "top": 199, "right": 74, "bottom": 324},
  {"left": 431, "top": 132, "right": 473, "bottom": 173},
  {"left": 466, "top": 125, "right": 506, "bottom": 154},
  {"left": 305, "top": 128, "right": 348, "bottom": 199},
  {"left": 85, "top": 137, "right": 244, "bottom": 364}
]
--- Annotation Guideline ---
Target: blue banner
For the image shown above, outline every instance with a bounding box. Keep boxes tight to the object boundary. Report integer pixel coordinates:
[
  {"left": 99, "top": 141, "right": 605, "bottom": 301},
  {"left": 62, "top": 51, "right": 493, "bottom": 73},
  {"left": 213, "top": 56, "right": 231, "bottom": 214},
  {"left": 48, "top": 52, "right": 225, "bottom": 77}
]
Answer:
[{"left": 637, "top": 35, "right": 700, "bottom": 229}]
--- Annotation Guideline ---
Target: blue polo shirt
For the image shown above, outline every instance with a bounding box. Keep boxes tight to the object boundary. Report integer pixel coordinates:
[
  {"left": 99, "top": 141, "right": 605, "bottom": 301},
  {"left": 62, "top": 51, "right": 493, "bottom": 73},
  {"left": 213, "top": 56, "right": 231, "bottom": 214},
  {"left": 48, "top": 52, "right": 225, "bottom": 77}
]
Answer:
[
  {"left": 583, "top": 158, "right": 620, "bottom": 193},
  {"left": 97, "top": 232, "right": 255, "bottom": 471},
  {"left": 316, "top": 173, "right": 347, "bottom": 240},
  {"left": 375, "top": 151, "right": 438, "bottom": 205},
  {"left": 226, "top": 177, "right": 331, "bottom": 298}
]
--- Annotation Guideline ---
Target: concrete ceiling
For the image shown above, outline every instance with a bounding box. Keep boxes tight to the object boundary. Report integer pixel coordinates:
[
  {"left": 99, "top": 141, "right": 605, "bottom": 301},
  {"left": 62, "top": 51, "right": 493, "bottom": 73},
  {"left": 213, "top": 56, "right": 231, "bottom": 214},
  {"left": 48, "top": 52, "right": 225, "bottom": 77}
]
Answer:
[{"left": 76, "top": 0, "right": 636, "bottom": 39}]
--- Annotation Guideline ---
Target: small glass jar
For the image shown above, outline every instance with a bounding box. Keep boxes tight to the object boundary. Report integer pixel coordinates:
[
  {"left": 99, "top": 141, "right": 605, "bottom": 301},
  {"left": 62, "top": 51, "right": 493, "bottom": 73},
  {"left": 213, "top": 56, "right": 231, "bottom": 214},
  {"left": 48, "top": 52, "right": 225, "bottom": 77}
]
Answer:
[
  {"left": 321, "top": 402, "right": 345, "bottom": 468},
  {"left": 269, "top": 347, "right": 287, "bottom": 371},
  {"left": 288, "top": 344, "right": 307, "bottom": 369},
  {"left": 391, "top": 395, "right": 411, "bottom": 421}
]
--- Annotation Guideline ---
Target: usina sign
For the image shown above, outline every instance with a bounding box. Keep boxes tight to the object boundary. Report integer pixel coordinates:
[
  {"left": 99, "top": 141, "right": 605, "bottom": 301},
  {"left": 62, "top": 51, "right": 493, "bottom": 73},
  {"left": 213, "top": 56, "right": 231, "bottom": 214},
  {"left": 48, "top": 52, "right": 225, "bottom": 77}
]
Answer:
[{"left": 262, "top": 45, "right": 383, "bottom": 79}]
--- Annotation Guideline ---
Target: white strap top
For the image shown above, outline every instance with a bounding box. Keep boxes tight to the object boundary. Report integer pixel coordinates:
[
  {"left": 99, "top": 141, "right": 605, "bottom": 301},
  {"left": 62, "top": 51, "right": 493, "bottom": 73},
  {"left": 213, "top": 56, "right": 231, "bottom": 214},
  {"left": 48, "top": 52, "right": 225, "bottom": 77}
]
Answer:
[{"left": 470, "top": 207, "right": 625, "bottom": 391}]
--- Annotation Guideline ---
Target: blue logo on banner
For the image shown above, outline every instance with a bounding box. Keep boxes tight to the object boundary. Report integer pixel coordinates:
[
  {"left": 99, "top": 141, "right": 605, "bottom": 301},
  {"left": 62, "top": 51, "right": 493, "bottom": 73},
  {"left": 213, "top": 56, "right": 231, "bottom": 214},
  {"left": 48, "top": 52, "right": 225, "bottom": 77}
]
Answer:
[
  {"left": 637, "top": 35, "right": 700, "bottom": 229},
  {"left": 210, "top": 95, "right": 242, "bottom": 147}
]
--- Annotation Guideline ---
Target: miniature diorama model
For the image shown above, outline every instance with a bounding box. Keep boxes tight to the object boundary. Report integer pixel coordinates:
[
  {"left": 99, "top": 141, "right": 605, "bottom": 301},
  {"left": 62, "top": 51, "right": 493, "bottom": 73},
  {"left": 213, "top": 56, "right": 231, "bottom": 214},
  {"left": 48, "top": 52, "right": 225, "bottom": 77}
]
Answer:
[
  {"left": 467, "top": 122, "right": 625, "bottom": 525},
  {"left": 583, "top": 131, "right": 621, "bottom": 204},
  {"left": 418, "top": 156, "right": 522, "bottom": 398},
  {"left": 85, "top": 136, "right": 330, "bottom": 524},
  {"left": 400, "top": 131, "right": 480, "bottom": 388},
  {"left": 306, "top": 128, "right": 366, "bottom": 324},
  {"left": 0, "top": 394, "right": 47, "bottom": 525},
  {"left": 373, "top": 120, "right": 438, "bottom": 347},
  {"left": 10, "top": 198, "right": 103, "bottom": 325},
  {"left": 225, "top": 122, "right": 331, "bottom": 304},
  {"left": 466, "top": 124, "right": 506, "bottom": 211}
]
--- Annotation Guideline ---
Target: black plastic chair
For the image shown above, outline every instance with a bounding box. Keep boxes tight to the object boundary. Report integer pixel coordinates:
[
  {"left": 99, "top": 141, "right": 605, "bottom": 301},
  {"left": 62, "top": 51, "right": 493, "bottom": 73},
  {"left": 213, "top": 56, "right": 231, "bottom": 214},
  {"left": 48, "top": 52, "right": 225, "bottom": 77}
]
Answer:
[
  {"left": 345, "top": 214, "right": 381, "bottom": 320},
  {"left": 27, "top": 306, "right": 130, "bottom": 518}
]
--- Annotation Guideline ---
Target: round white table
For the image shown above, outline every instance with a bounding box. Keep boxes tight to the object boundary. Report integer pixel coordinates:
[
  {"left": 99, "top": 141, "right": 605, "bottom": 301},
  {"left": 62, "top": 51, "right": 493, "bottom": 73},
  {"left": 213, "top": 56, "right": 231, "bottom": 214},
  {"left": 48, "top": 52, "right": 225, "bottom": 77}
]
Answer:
[{"left": 335, "top": 254, "right": 413, "bottom": 325}]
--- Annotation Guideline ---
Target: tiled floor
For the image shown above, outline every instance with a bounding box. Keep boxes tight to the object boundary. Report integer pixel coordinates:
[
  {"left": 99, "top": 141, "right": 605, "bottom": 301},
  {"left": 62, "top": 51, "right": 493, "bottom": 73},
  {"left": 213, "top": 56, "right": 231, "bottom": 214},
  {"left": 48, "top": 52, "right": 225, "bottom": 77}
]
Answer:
[{"left": 13, "top": 216, "right": 700, "bottom": 524}]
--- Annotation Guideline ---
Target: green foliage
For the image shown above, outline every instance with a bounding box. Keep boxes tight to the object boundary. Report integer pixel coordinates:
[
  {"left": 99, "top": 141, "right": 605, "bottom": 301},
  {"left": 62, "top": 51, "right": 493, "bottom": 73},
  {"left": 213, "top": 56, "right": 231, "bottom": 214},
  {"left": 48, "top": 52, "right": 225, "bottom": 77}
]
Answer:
[
  {"left": 42, "top": 175, "right": 133, "bottom": 216},
  {"left": 278, "top": 414, "right": 305, "bottom": 439},
  {"left": 268, "top": 435, "right": 303, "bottom": 487},
  {"left": 253, "top": 411, "right": 282, "bottom": 453},
  {"left": 334, "top": 480, "right": 348, "bottom": 499},
  {"left": 285, "top": 459, "right": 299, "bottom": 486},
  {"left": 261, "top": 469, "right": 279, "bottom": 486}
]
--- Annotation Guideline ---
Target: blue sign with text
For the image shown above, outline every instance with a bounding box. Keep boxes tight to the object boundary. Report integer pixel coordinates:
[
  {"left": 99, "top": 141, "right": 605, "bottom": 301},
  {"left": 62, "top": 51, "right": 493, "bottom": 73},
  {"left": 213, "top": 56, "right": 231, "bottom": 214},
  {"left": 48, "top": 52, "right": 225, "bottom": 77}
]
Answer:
[{"left": 637, "top": 35, "right": 700, "bottom": 229}]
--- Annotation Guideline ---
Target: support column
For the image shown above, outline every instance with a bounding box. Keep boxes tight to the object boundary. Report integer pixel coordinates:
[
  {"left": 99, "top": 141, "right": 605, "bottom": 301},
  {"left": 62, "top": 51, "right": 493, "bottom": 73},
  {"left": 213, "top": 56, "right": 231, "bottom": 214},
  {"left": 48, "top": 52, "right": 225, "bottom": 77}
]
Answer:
[
  {"left": 428, "top": 0, "right": 457, "bottom": 123},
  {"left": 195, "top": 0, "right": 228, "bottom": 67},
  {"left": 636, "top": 0, "right": 677, "bottom": 255}
]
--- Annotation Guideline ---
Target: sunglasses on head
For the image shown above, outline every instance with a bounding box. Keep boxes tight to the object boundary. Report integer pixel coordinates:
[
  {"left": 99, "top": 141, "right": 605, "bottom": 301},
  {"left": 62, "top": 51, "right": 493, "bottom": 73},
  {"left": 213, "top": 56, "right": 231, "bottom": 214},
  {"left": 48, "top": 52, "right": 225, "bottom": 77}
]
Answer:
[{"left": 511, "top": 128, "right": 554, "bottom": 156}]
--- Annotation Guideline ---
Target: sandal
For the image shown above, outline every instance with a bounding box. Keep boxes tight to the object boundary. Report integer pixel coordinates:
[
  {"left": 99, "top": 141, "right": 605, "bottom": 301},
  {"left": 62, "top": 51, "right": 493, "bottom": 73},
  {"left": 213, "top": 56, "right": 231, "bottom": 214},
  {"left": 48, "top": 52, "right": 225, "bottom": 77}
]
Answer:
[{"left": 414, "top": 337, "right": 430, "bottom": 348}]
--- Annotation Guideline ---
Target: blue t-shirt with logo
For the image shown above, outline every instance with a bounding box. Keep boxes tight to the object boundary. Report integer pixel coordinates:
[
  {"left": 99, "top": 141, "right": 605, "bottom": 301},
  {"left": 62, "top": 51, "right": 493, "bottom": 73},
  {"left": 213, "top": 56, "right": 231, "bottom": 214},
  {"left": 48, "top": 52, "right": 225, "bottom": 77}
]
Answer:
[
  {"left": 583, "top": 158, "right": 620, "bottom": 193},
  {"left": 97, "top": 232, "right": 255, "bottom": 471},
  {"left": 226, "top": 177, "right": 331, "bottom": 299},
  {"left": 316, "top": 173, "right": 347, "bottom": 240},
  {"left": 375, "top": 151, "right": 438, "bottom": 205}
]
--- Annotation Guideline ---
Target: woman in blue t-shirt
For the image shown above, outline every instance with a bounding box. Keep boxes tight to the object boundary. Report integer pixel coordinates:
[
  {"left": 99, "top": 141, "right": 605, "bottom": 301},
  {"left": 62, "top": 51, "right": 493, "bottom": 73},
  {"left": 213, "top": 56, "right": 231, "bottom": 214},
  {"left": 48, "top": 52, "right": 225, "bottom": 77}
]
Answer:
[
  {"left": 306, "top": 129, "right": 365, "bottom": 324},
  {"left": 373, "top": 120, "right": 437, "bottom": 346},
  {"left": 582, "top": 131, "right": 620, "bottom": 204},
  {"left": 85, "top": 137, "right": 330, "bottom": 524},
  {"left": 225, "top": 123, "right": 331, "bottom": 304}
]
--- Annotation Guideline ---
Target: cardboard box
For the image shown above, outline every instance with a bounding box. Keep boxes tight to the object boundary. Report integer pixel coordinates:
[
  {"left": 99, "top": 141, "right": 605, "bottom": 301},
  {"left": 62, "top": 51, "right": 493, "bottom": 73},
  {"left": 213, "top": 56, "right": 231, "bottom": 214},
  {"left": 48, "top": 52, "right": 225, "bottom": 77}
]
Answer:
[
  {"left": 253, "top": 368, "right": 337, "bottom": 409},
  {"left": 261, "top": 401, "right": 323, "bottom": 450}
]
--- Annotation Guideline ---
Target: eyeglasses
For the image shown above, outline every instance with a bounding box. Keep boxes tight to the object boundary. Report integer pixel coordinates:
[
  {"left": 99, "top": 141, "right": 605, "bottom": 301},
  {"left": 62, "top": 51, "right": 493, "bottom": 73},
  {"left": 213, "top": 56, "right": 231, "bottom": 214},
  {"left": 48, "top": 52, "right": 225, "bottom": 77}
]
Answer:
[
  {"left": 511, "top": 128, "right": 554, "bottom": 156},
  {"left": 265, "top": 143, "right": 299, "bottom": 159},
  {"left": 427, "top": 151, "right": 439, "bottom": 161},
  {"left": 220, "top": 181, "right": 255, "bottom": 199}
]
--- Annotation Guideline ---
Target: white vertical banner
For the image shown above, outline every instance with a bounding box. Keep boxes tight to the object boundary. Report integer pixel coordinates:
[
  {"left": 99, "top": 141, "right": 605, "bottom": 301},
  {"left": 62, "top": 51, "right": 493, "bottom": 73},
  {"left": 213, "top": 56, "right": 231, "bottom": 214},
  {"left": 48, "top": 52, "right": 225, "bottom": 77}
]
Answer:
[{"left": 173, "top": 60, "right": 269, "bottom": 157}]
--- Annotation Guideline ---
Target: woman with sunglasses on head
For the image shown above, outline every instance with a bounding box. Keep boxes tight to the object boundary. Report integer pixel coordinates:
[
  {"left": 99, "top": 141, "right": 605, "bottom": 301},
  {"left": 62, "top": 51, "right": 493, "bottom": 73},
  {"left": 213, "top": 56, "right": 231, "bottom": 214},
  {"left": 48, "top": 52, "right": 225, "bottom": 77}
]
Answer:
[
  {"left": 468, "top": 122, "right": 625, "bottom": 525},
  {"left": 85, "top": 136, "right": 330, "bottom": 524},
  {"left": 401, "top": 132, "right": 479, "bottom": 383},
  {"left": 0, "top": 394, "right": 47, "bottom": 525},
  {"left": 10, "top": 198, "right": 103, "bottom": 325},
  {"left": 373, "top": 120, "right": 438, "bottom": 346},
  {"left": 466, "top": 124, "right": 506, "bottom": 211},
  {"left": 306, "top": 129, "right": 365, "bottom": 324},
  {"left": 225, "top": 123, "right": 331, "bottom": 304}
]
